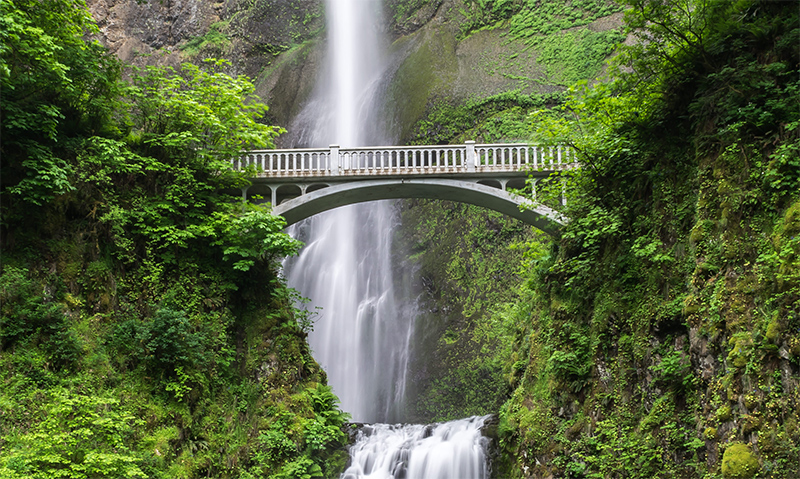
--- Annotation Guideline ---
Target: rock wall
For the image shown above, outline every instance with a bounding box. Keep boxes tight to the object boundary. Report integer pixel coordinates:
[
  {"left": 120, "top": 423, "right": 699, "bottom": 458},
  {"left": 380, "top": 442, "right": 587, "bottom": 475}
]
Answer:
[
  {"left": 87, "top": 0, "right": 622, "bottom": 140},
  {"left": 87, "top": 0, "right": 325, "bottom": 129}
]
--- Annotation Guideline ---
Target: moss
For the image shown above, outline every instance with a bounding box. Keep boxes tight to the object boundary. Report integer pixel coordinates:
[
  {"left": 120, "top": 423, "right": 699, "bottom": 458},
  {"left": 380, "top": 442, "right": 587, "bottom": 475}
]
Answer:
[
  {"left": 717, "top": 405, "right": 733, "bottom": 422},
  {"left": 721, "top": 442, "right": 760, "bottom": 479},
  {"left": 727, "top": 332, "right": 753, "bottom": 369},
  {"left": 682, "top": 294, "right": 700, "bottom": 314},
  {"left": 704, "top": 427, "right": 718, "bottom": 440},
  {"left": 690, "top": 219, "right": 715, "bottom": 245},
  {"left": 764, "top": 314, "right": 782, "bottom": 343},
  {"left": 740, "top": 414, "right": 762, "bottom": 435}
]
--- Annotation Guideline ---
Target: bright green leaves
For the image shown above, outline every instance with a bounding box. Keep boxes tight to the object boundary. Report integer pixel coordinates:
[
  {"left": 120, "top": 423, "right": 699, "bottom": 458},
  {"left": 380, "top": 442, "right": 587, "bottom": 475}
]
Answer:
[
  {"left": 5, "top": 141, "right": 76, "bottom": 205},
  {"left": 213, "top": 205, "right": 302, "bottom": 272},
  {"left": 63, "top": 61, "right": 297, "bottom": 273},
  {"left": 128, "top": 59, "right": 284, "bottom": 164},
  {"left": 0, "top": 390, "right": 146, "bottom": 479},
  {"left": 249, "top": 385, "right": 349, "bottom": 479},
  {"left": 535, "top": 29, "right": 626, "bottom": 86},
  {"left": 0, "top": 0, "right": 122, "bottom": 206}
]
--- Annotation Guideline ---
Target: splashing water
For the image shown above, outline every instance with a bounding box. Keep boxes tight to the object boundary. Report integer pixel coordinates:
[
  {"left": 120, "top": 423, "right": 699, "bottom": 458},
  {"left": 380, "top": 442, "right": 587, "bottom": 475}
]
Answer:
[{"left": 342, "top": 416, "right": 491, "bottom": 479}]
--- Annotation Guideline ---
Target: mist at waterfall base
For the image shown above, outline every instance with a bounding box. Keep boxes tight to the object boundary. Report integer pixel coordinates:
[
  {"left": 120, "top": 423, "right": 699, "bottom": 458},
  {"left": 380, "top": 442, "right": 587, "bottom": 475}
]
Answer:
[{"left": 281, "top": 0, "right": 491, "bottom": 477}]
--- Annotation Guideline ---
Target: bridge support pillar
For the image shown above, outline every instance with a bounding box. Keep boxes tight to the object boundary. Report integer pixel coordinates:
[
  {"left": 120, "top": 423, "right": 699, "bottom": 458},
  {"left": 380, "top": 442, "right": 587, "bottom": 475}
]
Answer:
[
  {"left": 465, "top": 141, "right": 476, "bottom": 172},
  {"left": 329, "top": 144, "right": 341, "bottom": 176}
]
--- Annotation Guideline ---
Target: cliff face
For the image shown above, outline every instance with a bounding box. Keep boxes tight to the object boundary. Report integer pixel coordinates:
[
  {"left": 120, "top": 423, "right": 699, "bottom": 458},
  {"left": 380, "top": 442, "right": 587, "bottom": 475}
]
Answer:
[
  {"left": 86, "top": 0, "right": 325, "bottom": 127},
  {"left": 87, "top": 0, "right": 224, "bottom": 67},
  {"left": 86, "top": 0, "right": 622, "bottom": 139}
]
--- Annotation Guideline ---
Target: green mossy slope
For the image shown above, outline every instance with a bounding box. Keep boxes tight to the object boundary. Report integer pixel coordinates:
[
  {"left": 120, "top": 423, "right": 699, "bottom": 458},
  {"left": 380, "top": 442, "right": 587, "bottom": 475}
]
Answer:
[
  {"left": 495, "top": 1, "right": 800, "bottom": 477},
  {"left": 0, "top": 1, "right": 348, "bottom": 477}
]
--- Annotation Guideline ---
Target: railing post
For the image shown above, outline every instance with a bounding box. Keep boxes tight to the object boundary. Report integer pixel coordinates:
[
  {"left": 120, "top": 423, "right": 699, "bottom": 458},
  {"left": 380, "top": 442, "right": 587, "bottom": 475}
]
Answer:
[
  {"left": 329, "top": 144, "right": 340, "bottom": 176},
  {"left": 465, "top": 140, "right": 476, "bottom": 172}
]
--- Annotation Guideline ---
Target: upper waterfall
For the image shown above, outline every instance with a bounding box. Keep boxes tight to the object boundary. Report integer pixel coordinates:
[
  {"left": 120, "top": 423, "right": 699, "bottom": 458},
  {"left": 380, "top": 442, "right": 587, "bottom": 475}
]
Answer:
[{"left": 283, "top": 0, "right": 414, "bottom": 423}]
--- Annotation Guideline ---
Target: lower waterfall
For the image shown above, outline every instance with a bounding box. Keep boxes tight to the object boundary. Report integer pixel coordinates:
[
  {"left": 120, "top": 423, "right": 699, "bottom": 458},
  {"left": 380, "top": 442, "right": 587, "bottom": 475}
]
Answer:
[{"left": 341, "top": 416, "right": 491, "bottom": 479}]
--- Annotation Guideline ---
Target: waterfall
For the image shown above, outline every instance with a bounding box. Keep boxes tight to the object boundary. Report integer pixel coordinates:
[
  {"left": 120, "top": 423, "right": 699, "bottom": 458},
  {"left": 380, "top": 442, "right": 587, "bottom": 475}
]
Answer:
[
  {"left": 281, "top": 0, "right": 493, "bottom": 476},
  {"left": 341, "top": 416, "right": 491, "bottom": 479},
  {"left": 283, "top": 0, "right": 411, "bottom": 424}
]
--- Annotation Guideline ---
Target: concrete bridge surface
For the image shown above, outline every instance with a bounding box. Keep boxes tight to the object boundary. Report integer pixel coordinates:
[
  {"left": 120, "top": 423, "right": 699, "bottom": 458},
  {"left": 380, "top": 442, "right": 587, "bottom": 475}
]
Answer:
[{"left": 233, "top": 141, "right": 576, "bottom": 235}]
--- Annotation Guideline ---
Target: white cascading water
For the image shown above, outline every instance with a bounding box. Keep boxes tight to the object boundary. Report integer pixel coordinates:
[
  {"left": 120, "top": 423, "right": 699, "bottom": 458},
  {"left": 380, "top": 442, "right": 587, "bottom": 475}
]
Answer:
[
  {"left": 341, "top": 416, "right": 491, "bottom": 479},
  {"left": 284, "top": 0, "right": 410, "bottom": 425},
  {"left": 283, "top": 0, "right": 491, "bottom": 477}
]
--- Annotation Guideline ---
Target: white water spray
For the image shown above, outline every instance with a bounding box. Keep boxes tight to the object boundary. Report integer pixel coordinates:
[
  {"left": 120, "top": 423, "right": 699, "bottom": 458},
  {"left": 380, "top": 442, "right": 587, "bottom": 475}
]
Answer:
[{"left": 342, "top": 417, "right": 491, "bottom": 479}]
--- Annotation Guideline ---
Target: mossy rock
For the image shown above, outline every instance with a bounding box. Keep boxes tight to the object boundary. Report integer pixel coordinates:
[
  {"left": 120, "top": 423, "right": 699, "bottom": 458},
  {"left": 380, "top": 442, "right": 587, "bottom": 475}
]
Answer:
[
  {"left": 721, "top": 443, "right": 759, "bottom": 479},
  {"left": 727, "top": 333, "right": 753, "bottom": 368},
  {"left": 716, "top": 405, "right": 732, "bottom": 422}
]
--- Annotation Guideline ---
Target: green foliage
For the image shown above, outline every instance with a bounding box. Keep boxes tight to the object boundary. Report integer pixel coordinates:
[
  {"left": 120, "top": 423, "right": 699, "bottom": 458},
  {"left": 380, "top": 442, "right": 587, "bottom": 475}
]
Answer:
[
  {"left": 535, "top": 28, "right": 626, "bottom": 86},
  {"left": 214, "top": 206, "right": 301, "bottom": 272},
  {"left": 458, "top": 0, "right": 622, "bottom": 41},
  {"left": 496, "top": 0, "right": 800, "bottom": 477},
  {"left": 0, "top": 2, "right": 348, "bottom": 478},
  {"left": 409, "top": 91, "right": 566, "bottom": 145},
  {"left": 250, "top": 385, "right": 349, "bottom": 478},
  {"left": 650, "top": 348, "right": 694, "bottom": 392},
  {"left": 180, "top": 22, "right": 231, "bottom": 57},
  {"left": 0, "top": 0, "right": 121, "bottom": 207},
  {"left": 0, "top": 390, "right": 146, "bottom": 479},
  {"left": 127, "top": 59, "right": 282, "bottom": 159},
  {"left": 0, "top": 267, "right": 81, "bottom": 370}
]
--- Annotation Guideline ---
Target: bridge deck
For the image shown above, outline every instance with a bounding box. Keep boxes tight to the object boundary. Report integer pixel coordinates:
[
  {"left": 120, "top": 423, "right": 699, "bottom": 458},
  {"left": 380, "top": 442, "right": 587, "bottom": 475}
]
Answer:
[{"left": 235, "top": 142, "right": 575, "bottom": 182}]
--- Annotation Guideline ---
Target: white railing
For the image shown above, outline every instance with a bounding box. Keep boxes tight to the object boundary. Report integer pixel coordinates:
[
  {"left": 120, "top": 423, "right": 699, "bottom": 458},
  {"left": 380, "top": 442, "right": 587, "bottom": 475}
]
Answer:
[{"left": 233, "top": 142, "right": 575, "bottom": 178}]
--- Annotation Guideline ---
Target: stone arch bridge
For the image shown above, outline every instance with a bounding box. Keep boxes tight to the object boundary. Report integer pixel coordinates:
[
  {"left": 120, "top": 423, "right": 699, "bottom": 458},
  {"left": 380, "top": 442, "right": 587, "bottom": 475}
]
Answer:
[{"left": 233, "top": 142, "right": 576, "bottom": 235}]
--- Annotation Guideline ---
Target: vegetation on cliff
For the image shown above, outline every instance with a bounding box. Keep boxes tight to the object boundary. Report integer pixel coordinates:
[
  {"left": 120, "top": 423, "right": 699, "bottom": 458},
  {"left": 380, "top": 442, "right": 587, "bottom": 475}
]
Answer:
[
  {"left": 494, "top": 0, "right": 800, "bottom": 477},
  {"left": 0, "top": 1, "right": 348, "bottom": 477},
  {"left": 397, "top": 0, "right": 799, "bottom": 477},
  {"left": 396, "top": 0, "right": 625, "bottom": 427}
]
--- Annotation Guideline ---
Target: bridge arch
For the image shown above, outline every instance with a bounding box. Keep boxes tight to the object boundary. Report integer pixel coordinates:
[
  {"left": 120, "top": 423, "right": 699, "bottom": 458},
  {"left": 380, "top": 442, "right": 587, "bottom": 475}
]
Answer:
[{"left": 270, "top": 178, "right": 564, "bottom": 235}]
